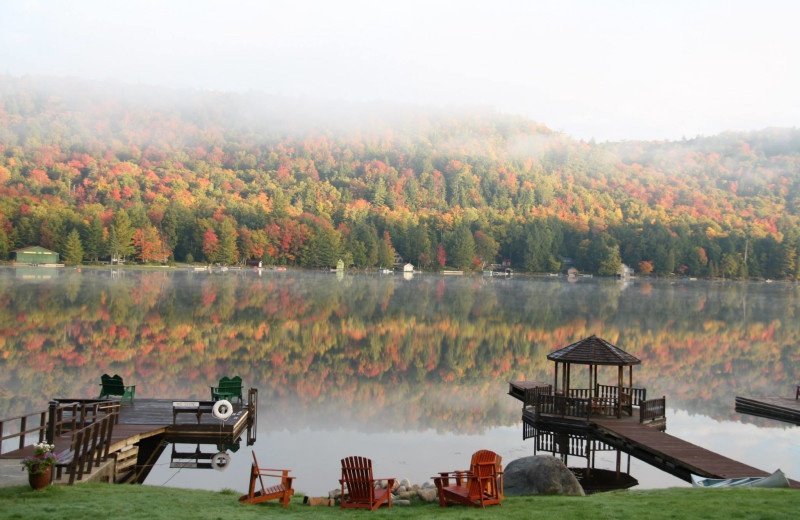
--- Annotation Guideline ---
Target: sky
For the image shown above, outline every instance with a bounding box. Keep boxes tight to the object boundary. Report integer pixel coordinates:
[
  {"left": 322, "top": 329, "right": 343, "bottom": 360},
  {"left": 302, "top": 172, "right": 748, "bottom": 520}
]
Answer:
[{"left": 1, "top": 0, "right": 799, "bottom": 142}]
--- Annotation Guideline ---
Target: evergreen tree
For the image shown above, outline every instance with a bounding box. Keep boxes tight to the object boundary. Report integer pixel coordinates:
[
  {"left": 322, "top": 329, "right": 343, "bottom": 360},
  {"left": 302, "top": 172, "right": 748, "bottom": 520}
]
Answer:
[
  {"left": 473, "top": 230, "right": 499, "bottom": 268},
  {"left": 62, "top": 229, "right": 84, "bottom": 265},
  {"left": 446, "top": 224, "right": 476, "bottom": 270},
  {"left": 302, "top": 225, "right": 341, "bottom": 268},
  {"left": 377, "top": 231, "right": 395, "bottom": 268},
  {"left": 112, "top": 210, "right": 136, "bottom": 261},
  {"left": 83, "top": 217, "right": 105, "bottom": 262},
  {"left": 107, "top": 227, "right": 120, "bottom": 264},
  {"left": 0, "top": 228, "right": 9, "bottom": 260},
  {"left": 215, "top": 218, "right": 239, "bottom": 265}
]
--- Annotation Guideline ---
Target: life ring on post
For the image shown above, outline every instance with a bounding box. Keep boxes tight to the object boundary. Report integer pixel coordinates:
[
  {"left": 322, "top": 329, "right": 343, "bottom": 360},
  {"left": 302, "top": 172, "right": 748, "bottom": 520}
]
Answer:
[
  {"left": 211, "top": 452, "right": 231, "bottom": 471},
  {"left": 212, "top": 399, "right": 233, "bottom": 420}
]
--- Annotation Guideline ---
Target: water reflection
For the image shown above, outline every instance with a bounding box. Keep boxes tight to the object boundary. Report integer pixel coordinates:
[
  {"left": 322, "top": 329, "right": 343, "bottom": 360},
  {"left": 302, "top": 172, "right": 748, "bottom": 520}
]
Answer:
[{"left": 1, "top": 268, "right": 798, "bottom": 493}]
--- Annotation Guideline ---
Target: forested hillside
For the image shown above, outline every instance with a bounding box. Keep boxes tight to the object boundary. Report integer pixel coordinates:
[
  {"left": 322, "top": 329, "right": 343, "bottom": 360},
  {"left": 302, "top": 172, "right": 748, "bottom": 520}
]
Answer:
[{"left": 1, "top": 76, "right": 799, "bottom": 278}]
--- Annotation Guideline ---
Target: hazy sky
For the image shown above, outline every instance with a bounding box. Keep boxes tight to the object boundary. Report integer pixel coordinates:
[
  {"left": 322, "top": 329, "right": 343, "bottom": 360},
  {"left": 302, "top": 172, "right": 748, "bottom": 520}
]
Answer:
[{"left": 1, "top": 0, "right": 799, "bottom": 141}]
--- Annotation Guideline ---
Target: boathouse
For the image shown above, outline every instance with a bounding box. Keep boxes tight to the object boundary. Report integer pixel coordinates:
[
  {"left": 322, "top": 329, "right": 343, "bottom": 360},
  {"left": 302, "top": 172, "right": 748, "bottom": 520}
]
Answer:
[{"left": 14, "top": 246, "right": 60, "bottom": 265}]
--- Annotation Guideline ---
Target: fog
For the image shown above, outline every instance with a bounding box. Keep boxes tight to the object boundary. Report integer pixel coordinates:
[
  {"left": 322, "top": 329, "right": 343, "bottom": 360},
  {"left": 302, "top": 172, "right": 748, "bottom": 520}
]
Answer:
[{"left": 2, "top": 1, "right": 799, "bottom": 142}]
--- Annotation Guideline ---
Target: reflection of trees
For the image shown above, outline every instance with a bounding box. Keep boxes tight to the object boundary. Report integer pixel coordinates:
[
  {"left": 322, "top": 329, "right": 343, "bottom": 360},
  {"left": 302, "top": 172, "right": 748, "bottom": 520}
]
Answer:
[{"left": 1, "top": 270, "right": 798, "bottom": 432}]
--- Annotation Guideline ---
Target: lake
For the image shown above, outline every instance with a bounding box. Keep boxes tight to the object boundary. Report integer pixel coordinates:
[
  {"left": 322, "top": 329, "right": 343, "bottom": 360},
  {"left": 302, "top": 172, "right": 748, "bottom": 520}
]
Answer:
[{"left": 1, "top": 267, "right": 798, "bottom": 495}]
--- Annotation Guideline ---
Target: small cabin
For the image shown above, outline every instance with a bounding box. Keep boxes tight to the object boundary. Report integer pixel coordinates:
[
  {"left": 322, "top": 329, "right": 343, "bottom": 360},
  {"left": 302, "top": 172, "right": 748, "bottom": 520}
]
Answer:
[
  {"left": 403, "top": 263, "right": 414, "bottom": 273},
  {"left": 14, "top": 246, "right": 60, "bottom": 265},
  {"left": 618, "top": 263, "right": 634, "bottom": 279}
]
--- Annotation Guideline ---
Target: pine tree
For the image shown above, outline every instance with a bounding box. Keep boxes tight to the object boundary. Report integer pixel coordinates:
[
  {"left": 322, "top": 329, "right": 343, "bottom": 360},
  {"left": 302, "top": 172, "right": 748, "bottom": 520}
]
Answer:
[
  {"left": 446, "top": 224, "right": 476, "bottom": 270},
  {"left": 215, "top": 219, "right": 239, "bottom": 265},
  {"left": 63, "top": 229, "right": 84, "bottom": 265},
  {"left": 112, "top": 210, "right": 135, "bottom": 261}
]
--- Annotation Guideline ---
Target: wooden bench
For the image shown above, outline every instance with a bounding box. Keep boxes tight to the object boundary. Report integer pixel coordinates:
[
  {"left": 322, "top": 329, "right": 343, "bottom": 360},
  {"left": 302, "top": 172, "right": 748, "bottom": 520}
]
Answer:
[
  {"left": 210, "top": 376, "right": 243, "bottom": 403},
  {"left": 98, "top": 374, "right": 135, "bottom": 404},
  {"left": 172, "top": 401, "right": 214, "bottom": 424}
]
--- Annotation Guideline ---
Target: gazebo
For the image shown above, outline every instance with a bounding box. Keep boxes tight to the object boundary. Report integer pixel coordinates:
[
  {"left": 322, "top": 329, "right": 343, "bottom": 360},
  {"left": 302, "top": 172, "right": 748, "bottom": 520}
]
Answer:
[{"left": 547, "top": 335, "right": 642, "bottom": 418}]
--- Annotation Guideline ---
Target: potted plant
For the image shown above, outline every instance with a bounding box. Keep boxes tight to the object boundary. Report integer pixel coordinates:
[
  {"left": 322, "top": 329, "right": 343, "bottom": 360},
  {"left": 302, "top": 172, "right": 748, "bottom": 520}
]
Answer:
[{"left": 21, "top": 442, "right": 59, "bottom": 490}]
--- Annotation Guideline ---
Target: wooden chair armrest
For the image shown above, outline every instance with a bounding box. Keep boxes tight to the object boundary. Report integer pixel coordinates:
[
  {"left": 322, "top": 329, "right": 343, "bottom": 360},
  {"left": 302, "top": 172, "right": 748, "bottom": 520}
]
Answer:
[{"left": 256, "top": 471, "right": 294, "bottom": 480}]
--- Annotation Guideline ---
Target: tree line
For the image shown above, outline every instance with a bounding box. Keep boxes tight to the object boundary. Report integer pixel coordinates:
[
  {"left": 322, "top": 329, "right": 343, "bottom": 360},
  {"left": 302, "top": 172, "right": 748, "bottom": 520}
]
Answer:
[{"left": 1, "top": 76, "right": 799, "bottom": 279}]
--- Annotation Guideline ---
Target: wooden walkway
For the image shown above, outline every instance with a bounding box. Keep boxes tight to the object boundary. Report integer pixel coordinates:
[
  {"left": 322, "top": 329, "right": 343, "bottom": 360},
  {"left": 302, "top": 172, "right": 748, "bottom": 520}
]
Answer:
[
  {"left": 592, "top": 419, "right": 800, "bottom": 489},
  {"left": 0, "top": 399, "right": 250, "bottom": 459},
  {"left": 0, "top": 395, "right": 255, "bottom": 486},
  {"left": 735, "top": 396, "right": 800, "bottom": 426}
]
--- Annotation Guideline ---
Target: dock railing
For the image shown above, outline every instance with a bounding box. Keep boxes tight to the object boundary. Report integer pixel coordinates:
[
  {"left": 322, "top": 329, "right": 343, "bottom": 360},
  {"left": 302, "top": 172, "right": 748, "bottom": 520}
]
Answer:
[
  {"left": 639, "top": 396, "right": 666, "bottom": 423},
  {"left": 0, "top": 410, "right": 47, "bottom": 455},
  {"left": 47, "top": 399, "right": 120, "bottom": 443},
  {"left": 54, "top": 411, "right": 117, "bottom": 484}
]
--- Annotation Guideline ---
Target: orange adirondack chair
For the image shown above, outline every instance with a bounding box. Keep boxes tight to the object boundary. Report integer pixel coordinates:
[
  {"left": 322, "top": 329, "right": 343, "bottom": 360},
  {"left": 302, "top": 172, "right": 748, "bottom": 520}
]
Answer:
[
  {"left": 238, "top": 452, "right": 295, "bottom": 507},
  {"left": 339, "top": 456, "right": 395, "bottom": 510},
  {"left": 433, "top": 450, "right": 502, "bottom": 508},
  {"left": 470, "top": 449, "right": 504, "bottom": 499}
]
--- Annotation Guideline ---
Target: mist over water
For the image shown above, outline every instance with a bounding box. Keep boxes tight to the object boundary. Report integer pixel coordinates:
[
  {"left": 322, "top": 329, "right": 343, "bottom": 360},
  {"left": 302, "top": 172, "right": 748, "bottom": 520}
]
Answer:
[{"left": 1, "top": 267, "right": 798, "bottom": 493}]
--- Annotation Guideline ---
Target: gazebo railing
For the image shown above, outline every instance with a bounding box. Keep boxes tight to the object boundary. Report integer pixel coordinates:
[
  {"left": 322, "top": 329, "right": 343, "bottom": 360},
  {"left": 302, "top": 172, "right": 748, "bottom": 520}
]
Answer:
[
  {"left": 538, "top": 393, "right": 633, "bottom": 419},
  {"left": 536, "top": 395, "right": 591, "bottom": 420},
  {"left": 595, "top": 384, "right": 647, "bottom": 406}
]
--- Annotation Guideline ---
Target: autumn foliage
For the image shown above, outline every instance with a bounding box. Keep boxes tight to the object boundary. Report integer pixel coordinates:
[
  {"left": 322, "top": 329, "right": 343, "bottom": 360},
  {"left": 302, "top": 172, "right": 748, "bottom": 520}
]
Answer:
[{"left": 0, "top": 76, "right": 798, "bottom": 278}]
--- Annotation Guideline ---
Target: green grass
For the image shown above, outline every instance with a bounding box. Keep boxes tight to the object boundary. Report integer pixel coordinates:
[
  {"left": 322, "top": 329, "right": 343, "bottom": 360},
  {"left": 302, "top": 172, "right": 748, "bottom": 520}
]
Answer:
[{"left": 1, "top": 485, "right": 799, "bottom": 520}]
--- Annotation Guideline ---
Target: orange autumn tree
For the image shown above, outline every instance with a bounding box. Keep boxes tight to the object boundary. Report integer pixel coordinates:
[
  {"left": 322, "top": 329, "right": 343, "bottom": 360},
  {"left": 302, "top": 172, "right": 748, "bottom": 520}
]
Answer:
[{"left": 133, "top": 224, "right": 171, "bottom": 263}]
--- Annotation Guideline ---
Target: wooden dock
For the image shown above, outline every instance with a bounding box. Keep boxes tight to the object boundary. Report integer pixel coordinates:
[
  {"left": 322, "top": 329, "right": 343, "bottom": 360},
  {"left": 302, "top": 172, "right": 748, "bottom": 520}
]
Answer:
[
  {"left": 592, "top": 418, "right": 799, "bottom": 488},
  {"left": 735, "top": 395, "right": 800, "bottom": 426},
  {"left": 514, "top": 384, "right": 799, "bottom": 489},
  {"left": 0, "top": 392, "right": 256, "bottom": 486}
]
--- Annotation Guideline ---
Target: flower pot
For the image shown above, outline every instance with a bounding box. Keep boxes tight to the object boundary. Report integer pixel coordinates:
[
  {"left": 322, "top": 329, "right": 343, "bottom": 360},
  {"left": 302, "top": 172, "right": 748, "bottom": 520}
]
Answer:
[{"left": 28, "top": 468, "right": 52, "bottom": 490}]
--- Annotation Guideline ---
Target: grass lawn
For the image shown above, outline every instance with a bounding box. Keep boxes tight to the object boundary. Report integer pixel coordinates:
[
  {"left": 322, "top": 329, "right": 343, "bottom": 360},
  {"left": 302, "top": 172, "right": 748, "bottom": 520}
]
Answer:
[{"left": 1, "top": 484, "right": 798, "bottom": 520}]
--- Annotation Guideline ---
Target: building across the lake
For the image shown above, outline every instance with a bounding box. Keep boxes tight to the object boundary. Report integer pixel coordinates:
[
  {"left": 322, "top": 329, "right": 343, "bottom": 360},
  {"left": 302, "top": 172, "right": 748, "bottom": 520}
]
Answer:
[{"left": 13, "top": 246, "right": 61, "bottom": 265}]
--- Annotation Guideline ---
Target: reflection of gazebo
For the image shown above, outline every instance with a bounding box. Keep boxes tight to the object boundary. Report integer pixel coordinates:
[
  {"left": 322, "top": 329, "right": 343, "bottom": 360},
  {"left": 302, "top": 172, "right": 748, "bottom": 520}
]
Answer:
[{"left": 547, "top": 335, "right": 642, "bottom": 418}]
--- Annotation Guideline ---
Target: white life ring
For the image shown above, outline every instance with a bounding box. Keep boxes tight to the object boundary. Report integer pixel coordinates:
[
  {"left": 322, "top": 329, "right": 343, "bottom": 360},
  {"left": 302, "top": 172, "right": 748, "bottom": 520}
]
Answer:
[
  {"left": 211, "top": 452, "right": 231, "bottom": 471},
  {"left": 212, "top": 399, "right": 233, "bottom": 420}
]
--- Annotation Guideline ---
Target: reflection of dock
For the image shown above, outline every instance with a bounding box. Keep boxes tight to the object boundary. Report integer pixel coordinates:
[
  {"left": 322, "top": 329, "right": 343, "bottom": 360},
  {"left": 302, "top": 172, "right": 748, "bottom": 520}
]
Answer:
[
  {"left": 0, "top": 391, "right": 256, "bottom": 487},
  {"left": 735, "top": 394, "right": 800, "bottom": 426}
]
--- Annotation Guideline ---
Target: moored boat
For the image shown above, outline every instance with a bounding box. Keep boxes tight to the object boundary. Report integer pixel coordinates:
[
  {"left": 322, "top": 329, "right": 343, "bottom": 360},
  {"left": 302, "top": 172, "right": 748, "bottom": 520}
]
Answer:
[{"left": 690, "top": 469, "right": 789, "bottom": 488}]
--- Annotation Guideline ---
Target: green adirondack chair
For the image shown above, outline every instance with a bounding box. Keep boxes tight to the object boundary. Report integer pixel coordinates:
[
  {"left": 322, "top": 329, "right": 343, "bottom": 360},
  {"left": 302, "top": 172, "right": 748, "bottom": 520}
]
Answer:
[
  {"left": 210, "top": 376, "right": 243, "bottom": 403},
  {"left": 98, "top": 373, "right": 136, "bottom": 404}
]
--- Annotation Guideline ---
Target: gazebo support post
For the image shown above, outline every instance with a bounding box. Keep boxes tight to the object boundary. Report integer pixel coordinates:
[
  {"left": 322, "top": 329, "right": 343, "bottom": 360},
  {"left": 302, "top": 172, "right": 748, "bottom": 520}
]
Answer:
[
  {"left": 554, "top": 362, "right": 559, "bottom": 395},
  {"left": 617, "top": 365, "right": 623, "bottom": 418}
]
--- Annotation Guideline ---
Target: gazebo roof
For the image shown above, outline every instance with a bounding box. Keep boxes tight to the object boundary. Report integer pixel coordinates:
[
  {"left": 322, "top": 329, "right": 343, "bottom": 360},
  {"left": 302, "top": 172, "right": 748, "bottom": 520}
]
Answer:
[{"left": 546, "top": 335, "right": 641, "bottom": 366}]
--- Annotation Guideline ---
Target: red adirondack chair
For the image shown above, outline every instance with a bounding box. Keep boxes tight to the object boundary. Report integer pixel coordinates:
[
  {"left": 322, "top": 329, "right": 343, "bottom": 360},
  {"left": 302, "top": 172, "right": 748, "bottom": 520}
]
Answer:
[
  {"left": 339, "top": 456, "right": 395, "bottom": 510},
  {"left": 433, "top": 450, "right": 502, "bottom": 508},
  {"left": 470, "top": 449, "right": 504, "bottom": 499},
  {"left": 238, "top": 452, "right": 295, "bottom": 507}
]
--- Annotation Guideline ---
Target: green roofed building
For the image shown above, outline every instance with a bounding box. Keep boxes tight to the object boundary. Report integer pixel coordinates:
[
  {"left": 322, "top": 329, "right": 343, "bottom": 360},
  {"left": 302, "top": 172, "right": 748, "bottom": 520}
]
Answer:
[{"left": 14, "top": 246, "right": 60, "bottom": 265}]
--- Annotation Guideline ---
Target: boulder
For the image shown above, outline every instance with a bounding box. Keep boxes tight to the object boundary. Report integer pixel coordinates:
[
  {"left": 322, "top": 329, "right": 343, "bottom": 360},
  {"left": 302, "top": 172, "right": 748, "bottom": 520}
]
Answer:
[
  {"left": 417, "top": 488, "right": 439, "bottom": 502},
  {"left": 504, "top": 455, "right": 584, "bottom": 496}
]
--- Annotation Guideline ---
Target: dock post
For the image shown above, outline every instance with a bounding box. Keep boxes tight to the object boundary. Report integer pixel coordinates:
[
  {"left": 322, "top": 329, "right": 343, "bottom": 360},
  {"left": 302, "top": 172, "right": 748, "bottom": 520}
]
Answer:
[{"left": 46, "top": 401, "right": 58, "bottom": 444}]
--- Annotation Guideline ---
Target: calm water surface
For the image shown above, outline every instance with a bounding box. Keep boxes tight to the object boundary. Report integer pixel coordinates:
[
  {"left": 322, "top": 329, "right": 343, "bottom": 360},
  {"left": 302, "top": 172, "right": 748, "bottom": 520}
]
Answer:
[{"left": 1, "top": 267, "right": 798, "bottom": 494}]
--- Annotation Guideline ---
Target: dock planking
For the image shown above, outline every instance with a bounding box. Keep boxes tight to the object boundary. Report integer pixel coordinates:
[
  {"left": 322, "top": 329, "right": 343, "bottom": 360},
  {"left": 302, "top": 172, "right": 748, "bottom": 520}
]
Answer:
[{"left": 592, "top": 418, "right": 800, "bottom": 489}]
